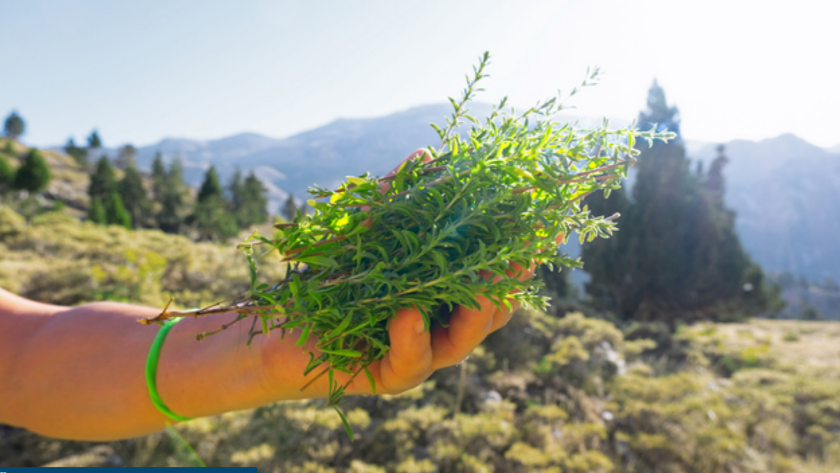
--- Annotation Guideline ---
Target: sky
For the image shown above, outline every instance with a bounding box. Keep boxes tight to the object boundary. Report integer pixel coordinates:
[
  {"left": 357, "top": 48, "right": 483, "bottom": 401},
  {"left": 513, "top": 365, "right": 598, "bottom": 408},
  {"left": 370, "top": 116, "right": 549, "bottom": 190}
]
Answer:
[{"left": 2, "top": 0, "right": 839, "bottom": 149}]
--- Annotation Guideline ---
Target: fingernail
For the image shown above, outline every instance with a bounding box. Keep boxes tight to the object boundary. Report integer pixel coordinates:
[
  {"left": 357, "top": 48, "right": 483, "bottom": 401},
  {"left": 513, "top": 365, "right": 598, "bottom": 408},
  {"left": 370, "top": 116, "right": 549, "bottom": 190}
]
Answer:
[{"left": 414, "top": 320, "right": 426, "bottom": 334}]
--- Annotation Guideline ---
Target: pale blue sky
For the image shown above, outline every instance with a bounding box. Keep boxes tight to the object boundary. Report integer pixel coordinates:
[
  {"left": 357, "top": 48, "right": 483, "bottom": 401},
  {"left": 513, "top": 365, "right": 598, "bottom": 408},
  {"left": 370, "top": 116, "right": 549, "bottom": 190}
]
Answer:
[{"left": 2, "top": 0, "right": 838, "bottom": 148}]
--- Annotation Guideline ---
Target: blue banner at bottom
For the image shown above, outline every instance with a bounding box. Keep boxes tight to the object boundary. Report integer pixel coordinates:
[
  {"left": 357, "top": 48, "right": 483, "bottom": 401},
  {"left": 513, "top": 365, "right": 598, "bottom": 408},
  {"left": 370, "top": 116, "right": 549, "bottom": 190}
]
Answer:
[{"left": 2, "top": 469, "right": 256, "bottom": 472}]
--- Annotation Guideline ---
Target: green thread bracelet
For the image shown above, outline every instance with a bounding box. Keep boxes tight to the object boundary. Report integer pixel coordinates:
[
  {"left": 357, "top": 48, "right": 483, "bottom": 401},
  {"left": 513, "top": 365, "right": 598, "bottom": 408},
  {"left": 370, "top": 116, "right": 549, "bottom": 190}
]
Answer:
[{"left": 145, "top": 317, "right": 193, "bottom": 422}]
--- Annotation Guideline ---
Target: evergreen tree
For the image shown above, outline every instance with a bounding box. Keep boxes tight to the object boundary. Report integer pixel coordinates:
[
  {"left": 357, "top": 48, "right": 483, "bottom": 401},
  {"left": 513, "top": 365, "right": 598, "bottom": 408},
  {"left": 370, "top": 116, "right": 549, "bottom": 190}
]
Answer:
[
  {"left": 0, "top": 153, "right": 14, "bottom": 196},
  {"left": 157, "top": 158, "right": 187, "bottom": 233},
  {"left": 151, "top": 152, "right": 167, "bottom": 202},
  {"left": 87, "top": 130, "right": 102, "bottom": 149},
  {"left": 88, "top": 197, "right": 106, "bottom": 224},
  {"left": 3, "top": 111, "right": 25, "bottom": 139},
  {"left": 12, "top": 149, "right": 51, "bottom": 193},
  {"left": 241, "top": 171, "right": 268, "bottom": 226},
  {"left": 64, "top": 138, "right": 87, "bottom": 166},
  {"left": 105, "top": 191, "right": 132, "bottom": 229},
  {"left": 197, "top": 165, "right": 223, "bottom": 202},
  {"left": 114, "top": 144, "right": 137, "bottom": 170},
  {"left": 118, "top": 164, "right": 151, "bottom": 228},
  {"left": 229, "top": 167, "right": 244, "bottom": 210},
  {"left": 88, "top": 156, "right": 116, "bottom": 204},
  {"left": 281, "top": 193, "right": 297, "bottom": 222},
  {"left": 582, "top": 81, "right": 779, "bottom": 326},
  {"left": 229, "top": 169, "right": 268, "bottom": 228},
  {"left": 193, "top": 165, "right": 238, "bottom": 241}
]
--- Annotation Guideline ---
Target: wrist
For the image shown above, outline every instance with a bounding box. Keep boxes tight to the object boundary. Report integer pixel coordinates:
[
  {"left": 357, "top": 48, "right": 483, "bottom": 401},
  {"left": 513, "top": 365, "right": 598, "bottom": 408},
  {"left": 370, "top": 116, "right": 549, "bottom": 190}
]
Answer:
[{"left": 154, "top": 313, "right": 276, "bottom": 418}]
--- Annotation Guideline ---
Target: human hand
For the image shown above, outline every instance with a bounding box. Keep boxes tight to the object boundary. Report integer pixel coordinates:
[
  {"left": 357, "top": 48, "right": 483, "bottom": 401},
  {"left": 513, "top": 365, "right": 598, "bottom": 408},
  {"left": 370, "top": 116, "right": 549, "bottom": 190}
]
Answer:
[{"left": 258, "top": 149, "right": 558, "bottom": 399}]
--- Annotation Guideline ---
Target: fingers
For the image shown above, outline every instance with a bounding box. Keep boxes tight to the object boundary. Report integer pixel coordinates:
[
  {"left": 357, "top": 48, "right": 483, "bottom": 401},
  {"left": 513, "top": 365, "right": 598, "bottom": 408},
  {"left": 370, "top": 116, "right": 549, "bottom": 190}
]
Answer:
[
  {"left": 388, "top": 148, "right": 433, "bottom": 175},
  {"left": 377, "top": 307, "right": 433, "bottom": 394},
  {"left": 486, "top": 231, "right": 564, "bottom": 333},
  {"left": 379, "top": 149, "right": 433, "bottom": 194},
  {"left": 430, "top": 295, "right": 498, "bottom": 369},
  {"left": 488, "top": 261, "right": 535, "bottom": 332}
]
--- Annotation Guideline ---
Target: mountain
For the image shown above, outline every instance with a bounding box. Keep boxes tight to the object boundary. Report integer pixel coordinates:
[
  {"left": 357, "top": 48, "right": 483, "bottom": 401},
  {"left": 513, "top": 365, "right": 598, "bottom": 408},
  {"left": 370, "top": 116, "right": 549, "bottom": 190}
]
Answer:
[
  {"left": 134, "top": 104, "right": 627, "bottom": 213},
  {"left": 134, "top": 104, "right": 472, "bottom": 212},
  {"left": 690, "top": 134, "right": 840, "bottom": 282}
]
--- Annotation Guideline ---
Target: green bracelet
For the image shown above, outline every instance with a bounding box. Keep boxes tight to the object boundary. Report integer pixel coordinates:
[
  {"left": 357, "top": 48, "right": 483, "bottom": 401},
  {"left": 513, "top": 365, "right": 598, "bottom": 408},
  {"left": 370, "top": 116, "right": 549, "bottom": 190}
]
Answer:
[{"left": 145, "top": 317, "right": 193, "bottom": 422}]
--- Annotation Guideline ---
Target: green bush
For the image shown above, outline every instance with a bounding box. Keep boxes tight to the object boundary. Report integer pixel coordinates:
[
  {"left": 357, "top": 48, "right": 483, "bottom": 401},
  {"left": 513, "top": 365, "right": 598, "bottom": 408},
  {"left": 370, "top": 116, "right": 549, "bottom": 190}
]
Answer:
[{"left": 12, "top": 148, "right": 51, "bottom": 193}]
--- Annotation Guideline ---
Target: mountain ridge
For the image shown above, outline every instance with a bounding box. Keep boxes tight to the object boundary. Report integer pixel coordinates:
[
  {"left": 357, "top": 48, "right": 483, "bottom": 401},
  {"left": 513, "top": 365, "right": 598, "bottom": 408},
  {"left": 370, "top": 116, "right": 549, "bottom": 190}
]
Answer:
[{"left": 43, "top": 104, "right": 839, "bottom": 283}]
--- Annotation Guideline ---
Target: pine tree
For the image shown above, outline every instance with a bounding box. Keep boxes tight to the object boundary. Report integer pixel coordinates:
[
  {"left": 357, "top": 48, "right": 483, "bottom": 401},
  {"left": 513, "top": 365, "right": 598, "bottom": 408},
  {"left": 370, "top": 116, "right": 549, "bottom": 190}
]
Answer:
[
  {"left": 3, "top": 111, "right": 25, "bottom": 140},
  {"left": 88, "top": 156, "right": 116, "bottom": 204},
  {"left": 240, "top": 171, "right": 268, "bottom": 226},
  {"left": 281, "top": 193, "right": 297, "bottom": 222},
  {"left": 197, "top": 165, "right": 223, "bottom": 202},
  {"left": 582, "top": 81, "right": 779, "bottom": 326},
  {"left": 230, "top": 169, "right": 268, "bottom": 228},
  {"left": 88, "top": 197, "right": 106, "bottom": 224},
  {"left": 151, "top": 152, "right": 167, "bottom": 202},
  {"left": 13, "top": 149, "right": 51, "bottom": 193},
  {"left": 0, "top": 153, "right": 14, "bottom": 196},
  {"left": 105, "top": 191, "right": 132, "bottom": 229},
  {"left": 193, "top": 165, "right": 238, "bottom": 241},
  {"left": 157, "top": 158, "right": 187, "bottom": 234},
  {"left": 229, "top": 167, "right": 244, "bottom": 211},
  {"left": 118, "top": 164, "right": 151, "bottom": 228},
  {"left": 64, "top": 138, "right": 87, "bottom": 166},
  {"left": 114, "top": 144, "right": 137, "bottom": 170},
  {"left": 87, "top": 130, "right": 102, "bottom": 149}
]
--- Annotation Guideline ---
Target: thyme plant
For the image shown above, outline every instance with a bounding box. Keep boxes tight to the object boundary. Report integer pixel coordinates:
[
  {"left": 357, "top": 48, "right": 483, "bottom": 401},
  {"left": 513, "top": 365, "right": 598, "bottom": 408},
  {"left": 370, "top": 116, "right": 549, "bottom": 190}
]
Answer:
[{"left": 142, "top": 52, "right": 674, "bottom": 436}]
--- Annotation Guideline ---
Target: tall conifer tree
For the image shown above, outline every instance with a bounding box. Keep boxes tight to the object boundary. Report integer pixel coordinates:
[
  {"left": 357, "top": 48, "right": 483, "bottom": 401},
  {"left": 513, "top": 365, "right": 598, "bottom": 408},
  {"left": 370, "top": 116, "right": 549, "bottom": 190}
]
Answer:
[
  {"left": 240, "top": 171, "right": 268, "bottom": 226},
  {"left": 281, "top": 194, "right": 297, "bottom": 222},
  {"left": 193, "top": 165, "right": 237, "bottom": 241},
  {"left": 105, "top": 192, "right": 132, "bottom": 229},
  {"left": 118, "top": 164, "right": 151, "bottom": 228},
  {"left": 157, "top": 157, "right": 187, "bottom": 233},
  {"left": 582, "top": 81, "right": 779, "bottom": 325},
  {"left": 151, "top": 152, "right": 167, "bottom": 202},
  {"left": 88, "top": 197, "right": 106, "bottom": 224},
  {"left": 88, "top": 156, "right": 116, "bottom": 204},
  {"left": 229, "top": 167, "right": 244, "bottom": 213},
  {"left": 229, "top": 169, "right": 268, "bottom": 228}
]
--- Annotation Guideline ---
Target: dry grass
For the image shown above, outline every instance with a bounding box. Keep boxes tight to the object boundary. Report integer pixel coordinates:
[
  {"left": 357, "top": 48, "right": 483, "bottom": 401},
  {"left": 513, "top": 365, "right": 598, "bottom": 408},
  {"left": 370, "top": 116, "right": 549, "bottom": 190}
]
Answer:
[{"left": 714, "top": 319, "right": 840, "bottom": 371}]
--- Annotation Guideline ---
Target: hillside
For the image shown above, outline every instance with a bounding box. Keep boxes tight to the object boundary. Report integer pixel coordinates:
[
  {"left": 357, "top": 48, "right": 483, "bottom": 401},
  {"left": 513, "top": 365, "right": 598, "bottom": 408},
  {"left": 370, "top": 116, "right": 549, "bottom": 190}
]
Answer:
[
  {"left": 0, "top": 137, "right": 90, "bottom": 215},
  {"left": 0, "top": 206, "right": 285, "bottom": 309},
  {"left": 2, "top": 209, "right": 839, "bottom": 471}
]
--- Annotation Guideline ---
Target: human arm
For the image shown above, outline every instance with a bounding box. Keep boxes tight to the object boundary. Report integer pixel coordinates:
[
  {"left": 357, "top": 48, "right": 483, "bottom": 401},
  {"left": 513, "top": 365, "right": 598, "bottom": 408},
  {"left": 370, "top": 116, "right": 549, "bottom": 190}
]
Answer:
[{"left": 0, "top": 269, "right": 528, "bottom": 441}]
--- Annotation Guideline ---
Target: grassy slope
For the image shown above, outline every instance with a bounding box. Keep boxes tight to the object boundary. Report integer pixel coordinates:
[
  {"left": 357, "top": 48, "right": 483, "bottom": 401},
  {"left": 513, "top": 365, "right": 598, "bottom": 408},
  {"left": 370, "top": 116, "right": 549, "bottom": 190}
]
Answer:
[
  {"left": 0, "top": 206, "right": 285, "bottom": 309},
  {"left": 1, "top": 208, "right": 839, "bottom": 472},
  {"left": 0, "top": 137, "right": 91, "bottom": 215}
]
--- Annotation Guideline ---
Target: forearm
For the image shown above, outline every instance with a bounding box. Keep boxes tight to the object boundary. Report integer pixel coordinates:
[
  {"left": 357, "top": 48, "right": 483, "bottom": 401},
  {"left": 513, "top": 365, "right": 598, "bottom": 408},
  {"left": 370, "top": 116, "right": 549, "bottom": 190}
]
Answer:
[{"left": 0, "top": 295, "right": 274, "bottom": 440}]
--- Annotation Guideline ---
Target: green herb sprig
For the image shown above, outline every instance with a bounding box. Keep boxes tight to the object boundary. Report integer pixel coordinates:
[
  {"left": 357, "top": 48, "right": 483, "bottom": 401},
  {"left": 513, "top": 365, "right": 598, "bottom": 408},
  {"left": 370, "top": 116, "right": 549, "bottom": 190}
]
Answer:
[{"left": 142, "top": 52, "right": 674, "bottom": 429}]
